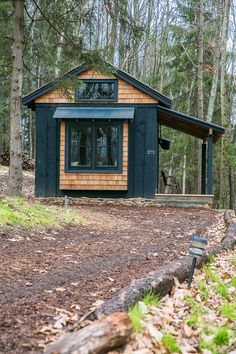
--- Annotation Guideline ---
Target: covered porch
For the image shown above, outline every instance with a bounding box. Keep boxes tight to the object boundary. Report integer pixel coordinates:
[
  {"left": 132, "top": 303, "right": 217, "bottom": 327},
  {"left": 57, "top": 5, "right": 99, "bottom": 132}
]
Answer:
[{"left": 156, "top": 106, "right": 225, "bottom": 203}]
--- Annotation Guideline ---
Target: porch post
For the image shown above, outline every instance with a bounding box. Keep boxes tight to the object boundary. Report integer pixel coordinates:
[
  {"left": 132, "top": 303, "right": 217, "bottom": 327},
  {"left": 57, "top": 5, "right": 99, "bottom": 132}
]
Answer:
[
  {"left": 201, "top": 142, "right": 207, "bottom": 194},
  {"left": 207, "top": 130, "right": 213, "bottom": 195},
  {"left": 156, "top": 119, "right": 159, "bottom": 193}
]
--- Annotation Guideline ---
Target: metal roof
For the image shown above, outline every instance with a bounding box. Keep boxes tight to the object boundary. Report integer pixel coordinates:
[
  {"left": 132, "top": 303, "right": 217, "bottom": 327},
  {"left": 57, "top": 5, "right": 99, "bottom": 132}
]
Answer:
[{"left": 53, "top": 107, "right": 134, "bottom": 120}]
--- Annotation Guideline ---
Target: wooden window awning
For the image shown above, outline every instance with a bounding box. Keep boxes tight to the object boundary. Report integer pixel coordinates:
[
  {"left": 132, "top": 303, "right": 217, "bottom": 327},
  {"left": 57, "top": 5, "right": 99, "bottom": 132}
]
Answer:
[
  {"left": 53, "top": 107, "right": 134, "bottom": 120},
  {"left": 157, "top": 106, "right": 225, "bottom": 142}
]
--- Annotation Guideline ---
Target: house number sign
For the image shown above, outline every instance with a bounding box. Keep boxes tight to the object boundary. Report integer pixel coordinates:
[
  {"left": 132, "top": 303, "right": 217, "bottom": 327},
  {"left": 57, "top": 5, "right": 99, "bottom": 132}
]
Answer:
[{"left": 146, "top": 149, "right": 155, "bottom": 155}]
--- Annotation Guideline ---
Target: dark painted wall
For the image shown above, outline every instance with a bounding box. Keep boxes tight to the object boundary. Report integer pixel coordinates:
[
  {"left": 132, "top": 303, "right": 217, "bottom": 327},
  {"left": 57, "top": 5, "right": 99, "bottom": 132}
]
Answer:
[
  {"left": 35, "top": 104, "right": 159, "bottom": 198},
  {"left": 35, "top": 106, "right": 62, "bottom": 197},
  {"left": 128, "top": 107, "right": 158, "bottom": 198}
]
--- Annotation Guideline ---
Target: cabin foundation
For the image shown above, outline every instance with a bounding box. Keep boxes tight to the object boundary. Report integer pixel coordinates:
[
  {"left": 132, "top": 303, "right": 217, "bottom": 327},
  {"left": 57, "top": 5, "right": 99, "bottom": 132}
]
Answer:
[{"left": 155, "top": 194, "right": 214, "bottom": 208}]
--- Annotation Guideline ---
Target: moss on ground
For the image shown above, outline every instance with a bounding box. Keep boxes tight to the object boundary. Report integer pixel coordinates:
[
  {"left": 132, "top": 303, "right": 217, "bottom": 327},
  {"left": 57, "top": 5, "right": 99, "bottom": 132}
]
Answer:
[{"left": 0, "top": 196, "right": 85, "bottom": 229}]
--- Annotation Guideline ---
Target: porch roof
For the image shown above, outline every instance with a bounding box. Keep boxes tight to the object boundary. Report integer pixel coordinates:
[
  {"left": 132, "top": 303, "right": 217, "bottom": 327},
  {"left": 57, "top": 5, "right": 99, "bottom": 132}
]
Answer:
[{"left": 157, "top": 106, "right": 225, "bottom": 142}]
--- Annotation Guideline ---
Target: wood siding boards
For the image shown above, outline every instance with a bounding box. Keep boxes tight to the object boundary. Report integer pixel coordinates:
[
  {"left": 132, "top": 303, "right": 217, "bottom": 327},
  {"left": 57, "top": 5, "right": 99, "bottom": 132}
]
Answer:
[
  {"left": 23, "top": 63, "right": 171, "bottom": 107},
  {"left": 34, "top": 105, "right": 158, "bottom": 198},
  {"left": 46, "top": 106, "right": 59, "bottom": 196},
  {"left": 35, "top": 106, "right": 59, "bottom": 197},
  {"left": 35, "top": 107, "right": 57, "bottom": 197},
  {"left": 128, "top": 107, "right": 157, "bottom": 198},
  {"left": 59, "top": 120, "right": 129, "bottom": 191},
  {"left": 35, "top": 69, "right": 158, "bottom": 105},
  {"left": 144, "top": 107, "right": 158, "bottom": 197},
  {"left": 35, "top": 107, "right": 47, "bottom": 196}
]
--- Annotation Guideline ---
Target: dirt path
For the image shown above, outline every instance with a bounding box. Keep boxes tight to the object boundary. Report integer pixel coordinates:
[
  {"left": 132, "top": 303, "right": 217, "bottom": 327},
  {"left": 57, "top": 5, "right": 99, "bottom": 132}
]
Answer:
[{"left": 0, "top": 202, "right": 225, "bottom": 353}]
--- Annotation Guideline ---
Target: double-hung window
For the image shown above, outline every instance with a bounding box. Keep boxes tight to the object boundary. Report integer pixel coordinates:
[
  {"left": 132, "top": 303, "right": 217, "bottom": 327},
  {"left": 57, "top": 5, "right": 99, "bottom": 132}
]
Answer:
[{"left": 67, "top": 121, "right": 122, "bottom": 172}]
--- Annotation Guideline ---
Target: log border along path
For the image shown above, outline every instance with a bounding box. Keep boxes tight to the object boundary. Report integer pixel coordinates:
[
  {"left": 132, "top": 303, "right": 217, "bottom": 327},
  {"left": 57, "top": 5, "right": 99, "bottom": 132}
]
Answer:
[{"left": 46, "top": 211, "right": 236, "bottom": 354}]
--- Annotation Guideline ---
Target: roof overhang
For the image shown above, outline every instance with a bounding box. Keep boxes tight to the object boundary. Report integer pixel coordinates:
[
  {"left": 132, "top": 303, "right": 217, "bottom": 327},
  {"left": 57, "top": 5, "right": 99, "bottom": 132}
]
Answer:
[
  {"left": 22, "top": 62, "right": 171, "bottom": 109},
  {"left": 52, "top": 107, "right": 134, "bottom": 120},
  {"left": 157, "top": 106, "right": 224, "bottom": 142}
]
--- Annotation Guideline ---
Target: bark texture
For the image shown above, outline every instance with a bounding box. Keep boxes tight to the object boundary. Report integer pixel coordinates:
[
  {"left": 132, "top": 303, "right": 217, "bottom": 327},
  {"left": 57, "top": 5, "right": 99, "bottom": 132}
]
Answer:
[
  {"left": 197, "top": 0, "right": 204, "bottom": 121},
  {"left": 197, "top": 0, "right": 204, "bottom": 194},
  {"left": 8, "top": 0, "right": 24, "bottom": 196},
  {"left": 45, "top": 312, "right": 133, "bottom": 354},
  {"left": 219, "top": 0, "right": 230, "bottom": 208},
  {"left": 206, "top": 0, "right": 222, "bottom": 123}
]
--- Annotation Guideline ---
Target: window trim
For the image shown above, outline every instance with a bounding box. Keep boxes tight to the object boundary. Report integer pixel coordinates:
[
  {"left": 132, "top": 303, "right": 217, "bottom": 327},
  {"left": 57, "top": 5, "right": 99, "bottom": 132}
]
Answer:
[
  {"left": 75, "top": 79, "right": 118, "bottom": 102},
  {"left": 65, "top": 120, "right": 123, "bottom": 173}
]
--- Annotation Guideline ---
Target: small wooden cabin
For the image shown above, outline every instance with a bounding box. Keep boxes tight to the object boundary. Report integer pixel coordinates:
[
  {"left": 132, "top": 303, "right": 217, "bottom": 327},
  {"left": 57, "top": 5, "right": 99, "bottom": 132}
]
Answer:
[{"left": 22, "top": 63, "right": 224, "bottom": 199}]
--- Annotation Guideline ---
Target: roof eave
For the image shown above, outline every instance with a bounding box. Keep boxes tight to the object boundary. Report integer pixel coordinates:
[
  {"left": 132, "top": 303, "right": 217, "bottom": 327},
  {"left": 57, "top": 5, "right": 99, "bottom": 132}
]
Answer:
[
  {"left": 115, "top": 69, "right": 171, "bottom": 108},
  {"left": 22, "top": 65, "right": 88, "bottom": 108},
  {"left": 22, "top": 62, "right": 172, "bottom": 108},
  {"left": 157, "top": 106, "right": 225, "bottom": 142}
]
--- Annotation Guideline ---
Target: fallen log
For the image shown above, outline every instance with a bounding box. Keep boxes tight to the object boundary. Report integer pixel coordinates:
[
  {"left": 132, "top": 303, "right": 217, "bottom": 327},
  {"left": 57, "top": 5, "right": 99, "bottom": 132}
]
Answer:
[{"left": 45, "top": 312, "right": 133, "bottom": 354}]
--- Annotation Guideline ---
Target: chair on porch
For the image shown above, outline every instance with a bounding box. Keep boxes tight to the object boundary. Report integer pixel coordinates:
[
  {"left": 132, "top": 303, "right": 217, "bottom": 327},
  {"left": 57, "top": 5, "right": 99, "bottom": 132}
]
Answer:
[{"left": 161, "top": 170, "right": 181, "bottom": 193}]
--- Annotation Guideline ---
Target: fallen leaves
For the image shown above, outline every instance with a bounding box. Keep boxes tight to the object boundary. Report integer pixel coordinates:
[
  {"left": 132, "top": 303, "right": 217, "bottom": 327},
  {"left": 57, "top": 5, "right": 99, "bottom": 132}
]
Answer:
[
  {"left": 116, "top": 250, "right": 236, "bottom": 354},
  {"left": 55, "top": 287, "right": 67, "bottom": 292},
  {"left": 31, "top": 305, "right": 80, "bottom": 349}
]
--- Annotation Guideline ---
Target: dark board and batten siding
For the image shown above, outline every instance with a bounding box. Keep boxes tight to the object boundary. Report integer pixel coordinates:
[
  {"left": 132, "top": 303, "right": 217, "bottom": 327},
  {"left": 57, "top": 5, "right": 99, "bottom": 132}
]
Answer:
[
  {"left": 35, "top": 106, "right": 62, "bottom": 197},
  {"left": 35, "top": 106, "right": 47, "bottom": 197},
  {"left": 128, "top": 107, "right": 157, "bottom": 198},
  {"left": 35, "top": 105, "right": 158, "bottom": 198}
]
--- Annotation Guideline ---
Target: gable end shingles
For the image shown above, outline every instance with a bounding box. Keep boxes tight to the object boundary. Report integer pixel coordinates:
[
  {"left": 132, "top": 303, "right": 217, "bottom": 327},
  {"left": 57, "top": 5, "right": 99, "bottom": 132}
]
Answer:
[{"left": 35, "top": 69, "right": 158, "bottom": 104}]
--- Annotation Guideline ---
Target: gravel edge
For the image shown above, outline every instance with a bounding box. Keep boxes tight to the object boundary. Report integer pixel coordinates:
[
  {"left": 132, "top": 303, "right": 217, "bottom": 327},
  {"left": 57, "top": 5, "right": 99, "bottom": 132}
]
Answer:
[{"left": 96, "top": 212, "right": 236, "bottom": 316}]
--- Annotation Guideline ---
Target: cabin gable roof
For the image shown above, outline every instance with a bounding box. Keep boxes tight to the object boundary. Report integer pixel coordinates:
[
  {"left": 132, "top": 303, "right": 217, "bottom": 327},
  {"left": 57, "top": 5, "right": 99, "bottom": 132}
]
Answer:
[{"left": 22, "top": 63, "right": 171, "bottom": 108}]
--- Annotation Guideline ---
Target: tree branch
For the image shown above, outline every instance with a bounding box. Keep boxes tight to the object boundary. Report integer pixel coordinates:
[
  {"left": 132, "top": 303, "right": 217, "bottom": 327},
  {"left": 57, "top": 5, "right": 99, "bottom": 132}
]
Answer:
[
  {"left": 32, "top": 0, "right": 68, "bottom": 41},
  {"left": 0, "top": 35, "right": 13, "bottom": 41},
  {"left": 24, "top": 3, "right": 80, "bottom": 22},
  {"left": 180, "top": 43, "right": 197, "bottom": 68},
  {"left": 23, "top": 61, "right": 43, "bottom": 80}
]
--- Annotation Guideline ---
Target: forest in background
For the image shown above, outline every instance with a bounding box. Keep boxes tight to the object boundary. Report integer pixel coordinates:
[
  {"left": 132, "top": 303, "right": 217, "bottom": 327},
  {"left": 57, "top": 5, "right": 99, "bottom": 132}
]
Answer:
[{"left": 0, "top": 0, "right": 236, "bottom": 207}]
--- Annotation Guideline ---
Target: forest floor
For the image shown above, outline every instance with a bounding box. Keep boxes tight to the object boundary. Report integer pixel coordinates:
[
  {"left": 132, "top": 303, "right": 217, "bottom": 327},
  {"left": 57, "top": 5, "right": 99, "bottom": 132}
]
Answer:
[{"left": 0, "top": 166, "right": 227, "bottom": 353}]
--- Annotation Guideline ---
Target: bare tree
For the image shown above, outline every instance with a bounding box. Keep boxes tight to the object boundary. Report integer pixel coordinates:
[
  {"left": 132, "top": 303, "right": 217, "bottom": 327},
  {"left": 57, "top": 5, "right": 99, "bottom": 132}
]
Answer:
[
  {"left": 8, "top": 0, "right": 24, "bottom": 196},
  {"left": 219, "top": 0, "right": 231, "bottom": 208},
  {"left": 197, "top": 0, "right": 204, "bottom": 194},
  {"left": 206, "top": 0, "right": 222, "bottom": 123},
  {"left": 197, "top": 0, "right": 204, "bottom": 120}
]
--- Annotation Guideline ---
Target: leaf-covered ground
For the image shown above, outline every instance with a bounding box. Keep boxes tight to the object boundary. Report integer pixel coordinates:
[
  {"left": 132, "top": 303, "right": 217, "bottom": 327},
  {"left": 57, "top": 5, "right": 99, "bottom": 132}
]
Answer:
[
  {"left": 0, "top": 166, "right": 231, "bottom": 353},
  {"left": 0, "top": 166, "right": 34, "bottom": 198},
  {"left": 113, "top": 251, "right": 236, "bottom": 354}
]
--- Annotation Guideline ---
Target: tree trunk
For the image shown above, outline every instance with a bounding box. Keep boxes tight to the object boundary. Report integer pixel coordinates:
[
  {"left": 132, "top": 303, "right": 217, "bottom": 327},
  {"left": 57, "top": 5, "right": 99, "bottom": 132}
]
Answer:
[
  {"left": 141, "top": 0, "right": 152, "bottom": 78},
  {"left": 45, "top": 312, "right": 133, "bottom": 354},
  {"left": 229, "top": 165, "right": 235, "bottom": 210},
  {"left": 118, "top": 0, "right": 128, "bottom": 68},
  {"left": 105, "top": 0, "right": 118, "bottom": 64},
  {"left": 197, "top": 0, "right": 204, "bottom": 120},
  {"left": 206, "top": 0, "right": 222, "bottom": 123},
  {"left": 55, "top": 33, "right": 64, "bottom": 77},
  {"left": 229, "top": 123, "right": 236, "bottom": 209},
  {"left": 8, "top": 0, "right": 24, "bottom": 196},
  {"left": 197, "top": 0, "right": 204, "bottom": 194},
  {"left": 219, "top": 0, "right": 230, "bottom": 208}
]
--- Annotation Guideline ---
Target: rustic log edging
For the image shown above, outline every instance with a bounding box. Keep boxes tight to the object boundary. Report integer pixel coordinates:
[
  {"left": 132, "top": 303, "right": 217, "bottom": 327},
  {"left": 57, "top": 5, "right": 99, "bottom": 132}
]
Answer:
[
  {"left": 45, "top": 213, "right": 236, "bottom": 354},
  {"left": 45, "top": 312, "right": 133, "bottom": 354},
  {"left": 96, "top": 213, "right": 236, "bottom": 316}
]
